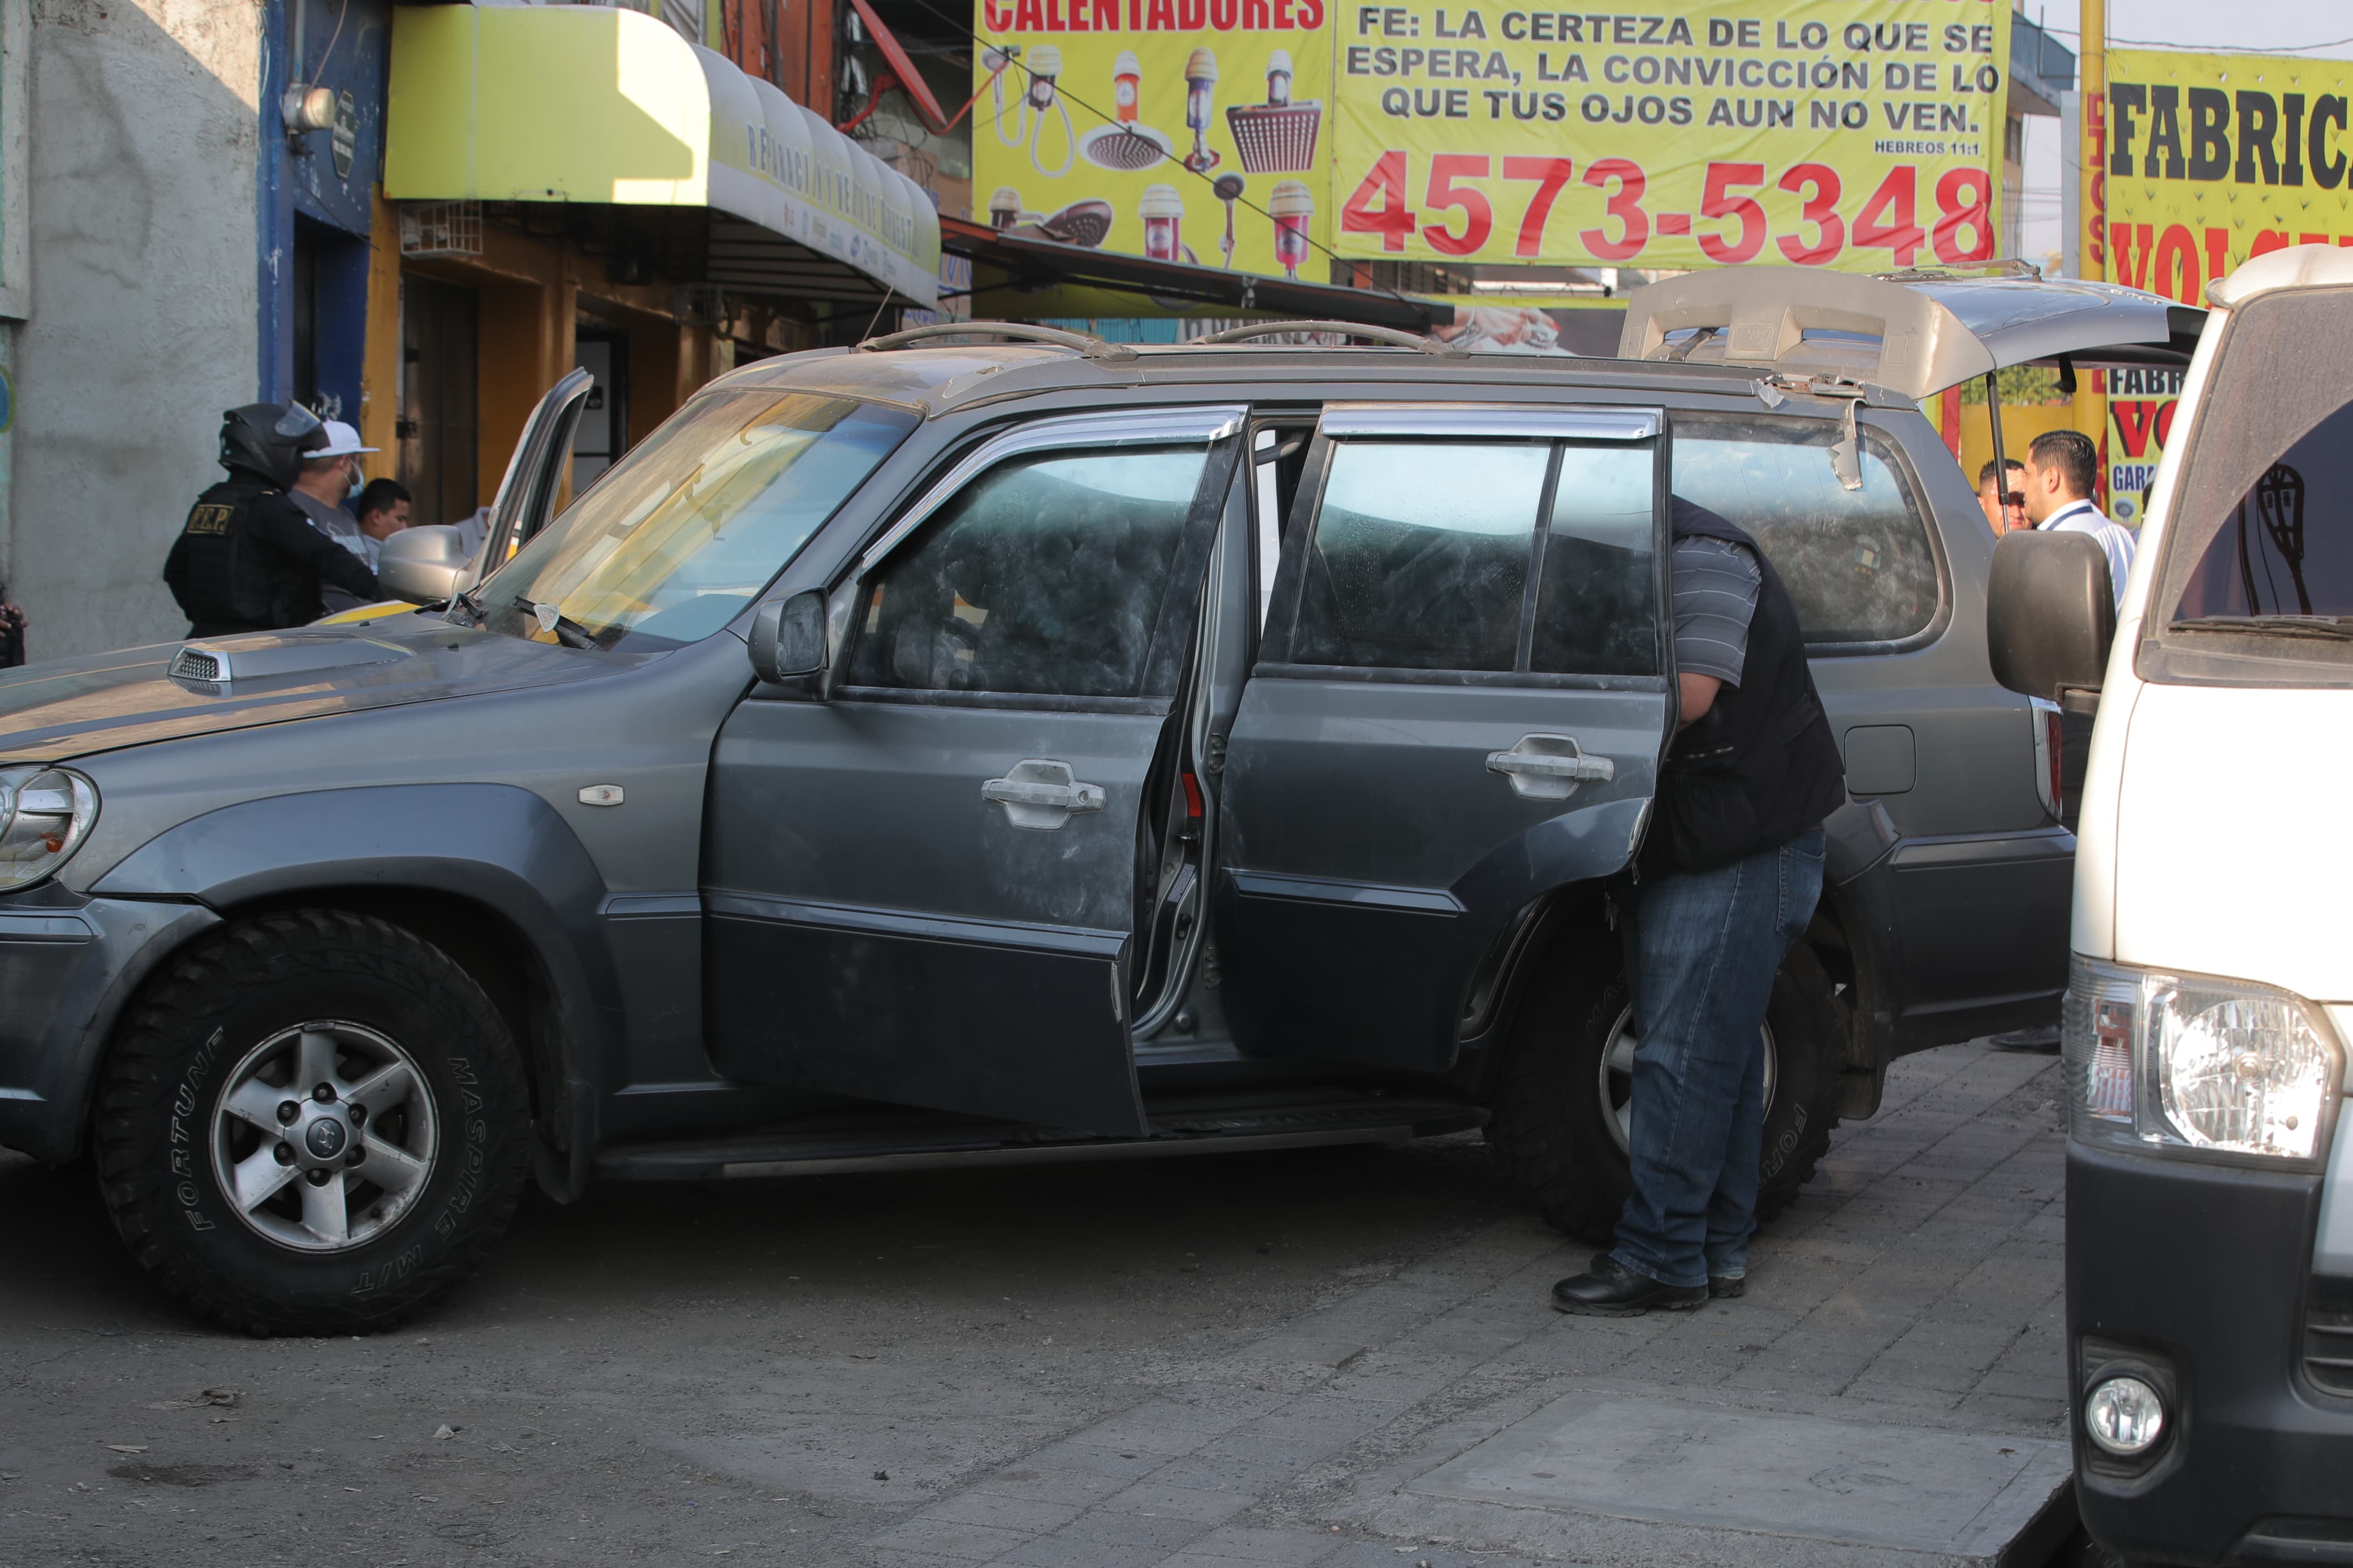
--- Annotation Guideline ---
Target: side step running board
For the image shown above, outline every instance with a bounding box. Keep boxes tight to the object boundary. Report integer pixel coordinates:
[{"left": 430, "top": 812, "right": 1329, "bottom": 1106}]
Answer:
[{"left": 597, "top": 1098, "right": 1484, "bottom": 1182}]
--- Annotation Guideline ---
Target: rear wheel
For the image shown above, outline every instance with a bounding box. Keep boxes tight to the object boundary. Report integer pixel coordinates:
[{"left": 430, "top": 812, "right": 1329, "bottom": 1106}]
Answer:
[
  {"left": 1489, "top": 941, "right": 1843, "bottom": 1244},
  {"left": 94, "top": 911, "right": 531, "bottom": 1336}
]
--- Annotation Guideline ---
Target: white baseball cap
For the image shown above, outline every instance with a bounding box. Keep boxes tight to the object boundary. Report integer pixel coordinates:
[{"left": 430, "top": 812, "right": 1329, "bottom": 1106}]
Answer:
[{"left": 310, "top": 419, "right": 378, "bottom": 458}]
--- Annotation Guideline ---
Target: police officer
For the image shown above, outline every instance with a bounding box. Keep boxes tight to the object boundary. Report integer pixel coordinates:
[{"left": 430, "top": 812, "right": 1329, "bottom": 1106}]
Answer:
[{"left": 163, "top": 404, "right": 381, "bottom": 637}]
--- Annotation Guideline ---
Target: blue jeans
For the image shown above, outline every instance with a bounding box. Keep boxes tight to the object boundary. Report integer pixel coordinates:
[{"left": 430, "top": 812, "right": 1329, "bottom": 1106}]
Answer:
[{"left": 1610, "top": 829, "right": 1826, "bottom": 1289}]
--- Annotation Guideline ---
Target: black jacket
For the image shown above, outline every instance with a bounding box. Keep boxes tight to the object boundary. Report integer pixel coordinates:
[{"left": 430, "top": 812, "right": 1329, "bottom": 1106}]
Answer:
[
  {"left": 1644, "top": 498, "right": 1848, "bottom": 874},
  {"left": 163, "top": 476, "right": 380, "bottom": 634}
]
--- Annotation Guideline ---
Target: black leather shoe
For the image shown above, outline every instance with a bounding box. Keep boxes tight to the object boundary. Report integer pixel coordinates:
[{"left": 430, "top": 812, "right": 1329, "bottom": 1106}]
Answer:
[
  {"left": 1709, "top": 1275, "right": 1745, "bottom": 1299},
  {"left": 1550, "top": 1254, "right": 1708, "bottom": 1316}
]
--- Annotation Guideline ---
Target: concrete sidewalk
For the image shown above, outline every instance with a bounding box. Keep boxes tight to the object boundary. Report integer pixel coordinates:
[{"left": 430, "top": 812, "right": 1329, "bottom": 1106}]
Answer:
[{"left": 866, "top": 1040, "right": 2072, "bottom": 1568}]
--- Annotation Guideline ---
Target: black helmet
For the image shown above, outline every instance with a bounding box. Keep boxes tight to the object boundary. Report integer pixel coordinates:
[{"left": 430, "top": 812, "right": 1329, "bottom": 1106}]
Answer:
[{"left": 219, "top": 403, "right": 327, "bottom": 489}]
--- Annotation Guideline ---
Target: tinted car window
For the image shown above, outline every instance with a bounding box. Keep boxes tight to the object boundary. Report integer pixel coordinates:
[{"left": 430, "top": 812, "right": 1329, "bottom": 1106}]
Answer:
[
  {"left": 2171, "top": 401, "right": 2353, "bottom": 621},
  {"left": 1671, "top": 416, "right": 1939, "bottom": 645},
  {"left": 1292, "top": 440, "right": 1550, "bottom": 671},
  {"left": 1532, "top": 446, "right": 1660, "bottom": 675},
  {"left": 846, "top": 447, "right": 1209, "bottom": 698}
]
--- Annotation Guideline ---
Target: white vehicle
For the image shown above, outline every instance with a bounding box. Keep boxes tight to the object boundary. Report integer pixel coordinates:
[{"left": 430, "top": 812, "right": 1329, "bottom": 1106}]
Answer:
[{"left": 1989, "top": 244, "right": 2353, "bottom": 1566}]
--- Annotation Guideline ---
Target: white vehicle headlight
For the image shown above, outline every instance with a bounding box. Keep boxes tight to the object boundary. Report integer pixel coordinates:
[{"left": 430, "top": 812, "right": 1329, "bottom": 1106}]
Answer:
[
  {"left": 0, "top": 766, "right": 99, "bottom": 890},
  {"left": 2065, "top": 954, "right": 2342, "bottom": 1163}
]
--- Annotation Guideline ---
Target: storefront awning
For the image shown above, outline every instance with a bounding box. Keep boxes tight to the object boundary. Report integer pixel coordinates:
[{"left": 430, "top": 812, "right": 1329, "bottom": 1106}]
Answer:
[{"left": 385, "top": 3, "right": 941, "bottom": 309}]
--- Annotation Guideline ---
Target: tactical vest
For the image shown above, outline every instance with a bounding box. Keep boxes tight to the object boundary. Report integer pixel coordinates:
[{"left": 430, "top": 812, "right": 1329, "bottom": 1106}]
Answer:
[
  {"left": 164, "top": 479, "right": 311, "bottom": 632},
  {"left": 1644, "top": 499, "right": 1849, "bottom": 875}
]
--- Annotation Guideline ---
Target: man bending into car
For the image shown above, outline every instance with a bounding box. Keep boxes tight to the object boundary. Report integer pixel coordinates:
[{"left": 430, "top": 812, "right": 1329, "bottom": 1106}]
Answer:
[{"left": 1550, "top": 498, "right": 1847, "bottom": 1316}]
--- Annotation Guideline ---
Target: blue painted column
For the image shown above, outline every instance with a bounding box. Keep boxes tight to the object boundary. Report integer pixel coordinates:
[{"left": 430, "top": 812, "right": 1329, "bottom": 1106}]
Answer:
[
  {"left": 258, "top": 0, "right": 293, "bottom": 401},
  {"left": 261, "top": 0, "right": 391, "bottom": 410}
]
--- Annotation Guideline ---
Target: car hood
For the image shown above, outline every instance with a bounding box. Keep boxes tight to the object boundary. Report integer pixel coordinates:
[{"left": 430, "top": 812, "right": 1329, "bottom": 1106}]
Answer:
[{"left": 0, "top": 617, "right": 617, "bottom": 764}]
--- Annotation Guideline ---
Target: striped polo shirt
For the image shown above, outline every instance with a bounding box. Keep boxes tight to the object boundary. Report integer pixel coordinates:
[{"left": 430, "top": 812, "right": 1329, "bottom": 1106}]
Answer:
[{"left": 1671, "top": 535, "right": 1762, "bottom": 685}]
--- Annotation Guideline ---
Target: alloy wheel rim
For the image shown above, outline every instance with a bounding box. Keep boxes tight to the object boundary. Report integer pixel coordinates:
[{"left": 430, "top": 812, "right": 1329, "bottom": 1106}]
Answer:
[
  {"left": 1597, "top": 1004, "right": 1778, "bottom": 1157},
  {"left": 209, "top": 1020, "right": 438, "bottom": 1253}
]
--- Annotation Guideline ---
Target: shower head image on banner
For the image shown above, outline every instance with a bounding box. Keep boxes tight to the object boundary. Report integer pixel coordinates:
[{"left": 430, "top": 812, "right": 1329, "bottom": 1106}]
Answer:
[
  {"left": 1229, "top": 49, "right": 1323, "bottom": 173},
  {"left": 1082, "top": 49, "right": 1178, "bottom": 170},
  {"left": 972, "top": 3, "right": 1335, "bottom": 275},
  {"left": 1270, "top": 178, "right": 1315, "bottom": 277},
  {"left": 1040, "top": 198, "right": 1117, "bottom": 247},
  {"left": 1214, "top": 171, "right": 1247, "bottom": 266},
  {"left": 1139, "top": 182, "right": 1196, "bottom": 264},
  {"left": 1183, "top": 47, "right": 1223, "bottom": 174},
  {"left": 992, "top": 41, "right": 1076, "bottom": 177}
]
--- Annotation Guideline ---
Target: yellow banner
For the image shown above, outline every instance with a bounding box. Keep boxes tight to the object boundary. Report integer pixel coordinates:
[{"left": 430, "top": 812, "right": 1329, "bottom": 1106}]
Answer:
[
  {"left": 2104, "top": 50, "right": 2353, "bottom": 305},
  {"left": 2102, "top": 365, "right": 2185, "bottom": 530},
  {"left": 2095, "top": 52, "right": 2353, "bottom": 522},
  {"left": 1330, "top": 0, "right": 2010, "bottom": 267},
  {"left": 972, "top": 1, "right": 1335, "bottom": 282}
]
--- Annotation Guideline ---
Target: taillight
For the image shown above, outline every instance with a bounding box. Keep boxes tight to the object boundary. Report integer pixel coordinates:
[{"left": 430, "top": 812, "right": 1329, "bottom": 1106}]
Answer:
[{"left": 2028, "top": 698, "right": 2063, "bottom": 822}]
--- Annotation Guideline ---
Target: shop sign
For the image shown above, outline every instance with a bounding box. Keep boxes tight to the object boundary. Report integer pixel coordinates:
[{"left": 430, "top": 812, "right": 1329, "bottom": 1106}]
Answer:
[
  {"left": 2105, "top": 50, "right": 2353, "bottom": 308},
  {"left": 2103, "top": 365, "right": 2184, "bottom": 529},
  {"left": 1333, "top": 0, "right": 2009, "bottom": 267},
  {"left": 2097, "top": 52, "right": 2353, "bottom": 521},
  {"left": 973, "top": 1, "right": 1335, "bottom": 279},
  {"left": 974, "top": 1, "right": 2008, "bottom": 274}
]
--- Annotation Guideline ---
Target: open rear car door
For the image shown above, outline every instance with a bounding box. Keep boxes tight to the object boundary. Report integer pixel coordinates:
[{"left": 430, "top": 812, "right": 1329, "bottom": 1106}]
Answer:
[{"left": 1213, "top": 403, "right": 1676, "bottom": 1073}]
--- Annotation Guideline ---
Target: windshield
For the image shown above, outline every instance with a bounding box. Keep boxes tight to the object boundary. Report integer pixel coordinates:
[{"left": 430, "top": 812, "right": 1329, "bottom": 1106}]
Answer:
[
  {"left": 2171, "top": 400, "right": 2353, "bottom": 625},
  {"left": 2150, "top": 288, "right": 2353, "bottom": 681},
  {"left": 472, "top": 390, "right": 917, "bottom": 651}
]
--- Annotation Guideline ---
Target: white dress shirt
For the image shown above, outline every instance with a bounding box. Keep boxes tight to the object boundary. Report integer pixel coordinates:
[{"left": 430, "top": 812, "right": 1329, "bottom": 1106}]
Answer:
[{"left": 2039, "top": 498, "right": 2136, "bottom": 612}]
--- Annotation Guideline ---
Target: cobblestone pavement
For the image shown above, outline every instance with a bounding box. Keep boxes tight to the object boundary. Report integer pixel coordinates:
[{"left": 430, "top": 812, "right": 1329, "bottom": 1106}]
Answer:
[{"left": 0, "top": 1040, "right": 2068, "bottom": 1567}]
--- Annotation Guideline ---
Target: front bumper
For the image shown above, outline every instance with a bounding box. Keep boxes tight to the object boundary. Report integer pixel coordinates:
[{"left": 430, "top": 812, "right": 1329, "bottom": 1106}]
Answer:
[
  {"left": 0, "top": 891, "right": 219, "bottom": 1161},
  {"left": 2070, "top": 1141, "right": 2353, "bottom": 1566}
]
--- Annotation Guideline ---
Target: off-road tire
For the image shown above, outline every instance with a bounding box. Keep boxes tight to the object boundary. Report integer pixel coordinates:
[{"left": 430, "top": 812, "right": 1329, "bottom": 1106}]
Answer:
[
  {"left": 1488, "top": 940, "right": 1845, "bottom": 1244},
  {"left": 94, "top": 910, "right": 531, "bottom": 1336}
]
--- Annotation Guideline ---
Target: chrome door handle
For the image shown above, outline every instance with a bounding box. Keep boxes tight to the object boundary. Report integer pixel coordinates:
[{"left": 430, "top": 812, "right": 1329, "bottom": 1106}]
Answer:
[
  {"left": 982, "top": 759, "right": 1107, "bottom": 830},
  {"left": 1486, "top": 734, "right": 1615, "bottom": 800}
]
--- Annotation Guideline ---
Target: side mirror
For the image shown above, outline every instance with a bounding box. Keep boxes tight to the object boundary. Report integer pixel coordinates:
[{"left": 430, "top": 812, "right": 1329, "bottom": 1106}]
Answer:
[
  {"left": 748, "top": 589, "right": 830, "bottom": 690},
  {"left": 377, "top": 525, "right": 479, "bottom": 607},
  {"left": 1987, "top": 530, "right": 2117, "bottom": 701}
]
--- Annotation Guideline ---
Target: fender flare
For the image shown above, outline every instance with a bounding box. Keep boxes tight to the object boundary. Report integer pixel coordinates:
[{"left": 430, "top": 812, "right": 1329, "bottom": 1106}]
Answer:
[
  {"left": 1819, "top": 796, "right": 1906, "bottom": 1112},
  {"left": 93, "top": 783, "right": 623, "bottom": 1198}
]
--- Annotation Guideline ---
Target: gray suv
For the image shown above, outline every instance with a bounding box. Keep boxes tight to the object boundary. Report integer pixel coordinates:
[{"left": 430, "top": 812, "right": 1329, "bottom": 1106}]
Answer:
[{"left": 0, "top": 269, "right": 2195, "bottom": 1333}]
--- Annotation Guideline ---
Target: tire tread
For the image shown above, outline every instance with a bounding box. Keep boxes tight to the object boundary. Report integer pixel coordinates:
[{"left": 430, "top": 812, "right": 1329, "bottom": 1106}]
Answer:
[{"left": 94, "top": 910, "right": 528, "bottom": 1337}]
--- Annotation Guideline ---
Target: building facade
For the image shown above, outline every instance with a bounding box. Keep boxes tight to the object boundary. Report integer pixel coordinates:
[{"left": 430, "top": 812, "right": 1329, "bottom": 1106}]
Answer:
[
  {"left": 9, "top": 0, "right": 265, "bottom": 660},
  {"left": 3, "top": 0, "right": 936, "bottom": 661}
]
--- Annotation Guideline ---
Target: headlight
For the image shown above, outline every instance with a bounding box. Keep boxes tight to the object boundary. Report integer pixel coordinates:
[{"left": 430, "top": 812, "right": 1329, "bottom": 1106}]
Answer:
[
  {"left": 2065, "top": 954, "right": 2342, "bottom": 1163},
  {"left": 0, "top": 766, "right": 98, "bottom": 889}
]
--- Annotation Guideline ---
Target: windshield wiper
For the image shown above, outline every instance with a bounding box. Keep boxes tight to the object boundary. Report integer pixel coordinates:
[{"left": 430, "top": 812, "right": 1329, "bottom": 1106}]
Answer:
[
  {"left": 447, "top": 587, "right": 486, "bottom": 625},
  {"left": 514, "top": 598, "right": 600, "bottom": 651},
  {"left": 2173, "top": 614, "right": 2353, "bottom": 642}
]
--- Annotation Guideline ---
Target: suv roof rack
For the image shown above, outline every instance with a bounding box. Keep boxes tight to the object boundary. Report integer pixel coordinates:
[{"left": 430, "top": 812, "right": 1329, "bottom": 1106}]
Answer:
[
  {"left": 857, "top": 322, "right": 1136, "bottom": 361},
  {"left": 1192, "top": 321, "right": 1469, "bottom": 357},
  {"left": 1618, "top": 265, "right": 2196, "bottom": 400}
]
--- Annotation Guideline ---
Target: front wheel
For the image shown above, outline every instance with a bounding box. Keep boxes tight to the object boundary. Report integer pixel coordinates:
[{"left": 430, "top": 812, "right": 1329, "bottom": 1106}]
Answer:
[
  {"left": 94, "top": 911, "right": 532, "bottom": 1336},
  {"left": 1488, "top": 941, "right": 1845, "bottom": 1245}
]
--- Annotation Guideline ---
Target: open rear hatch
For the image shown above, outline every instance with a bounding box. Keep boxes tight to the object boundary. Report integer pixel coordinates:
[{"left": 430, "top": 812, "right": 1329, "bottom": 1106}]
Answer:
[{"left": 1617, "top": 263, "right": 2203, "bottom": 400}]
